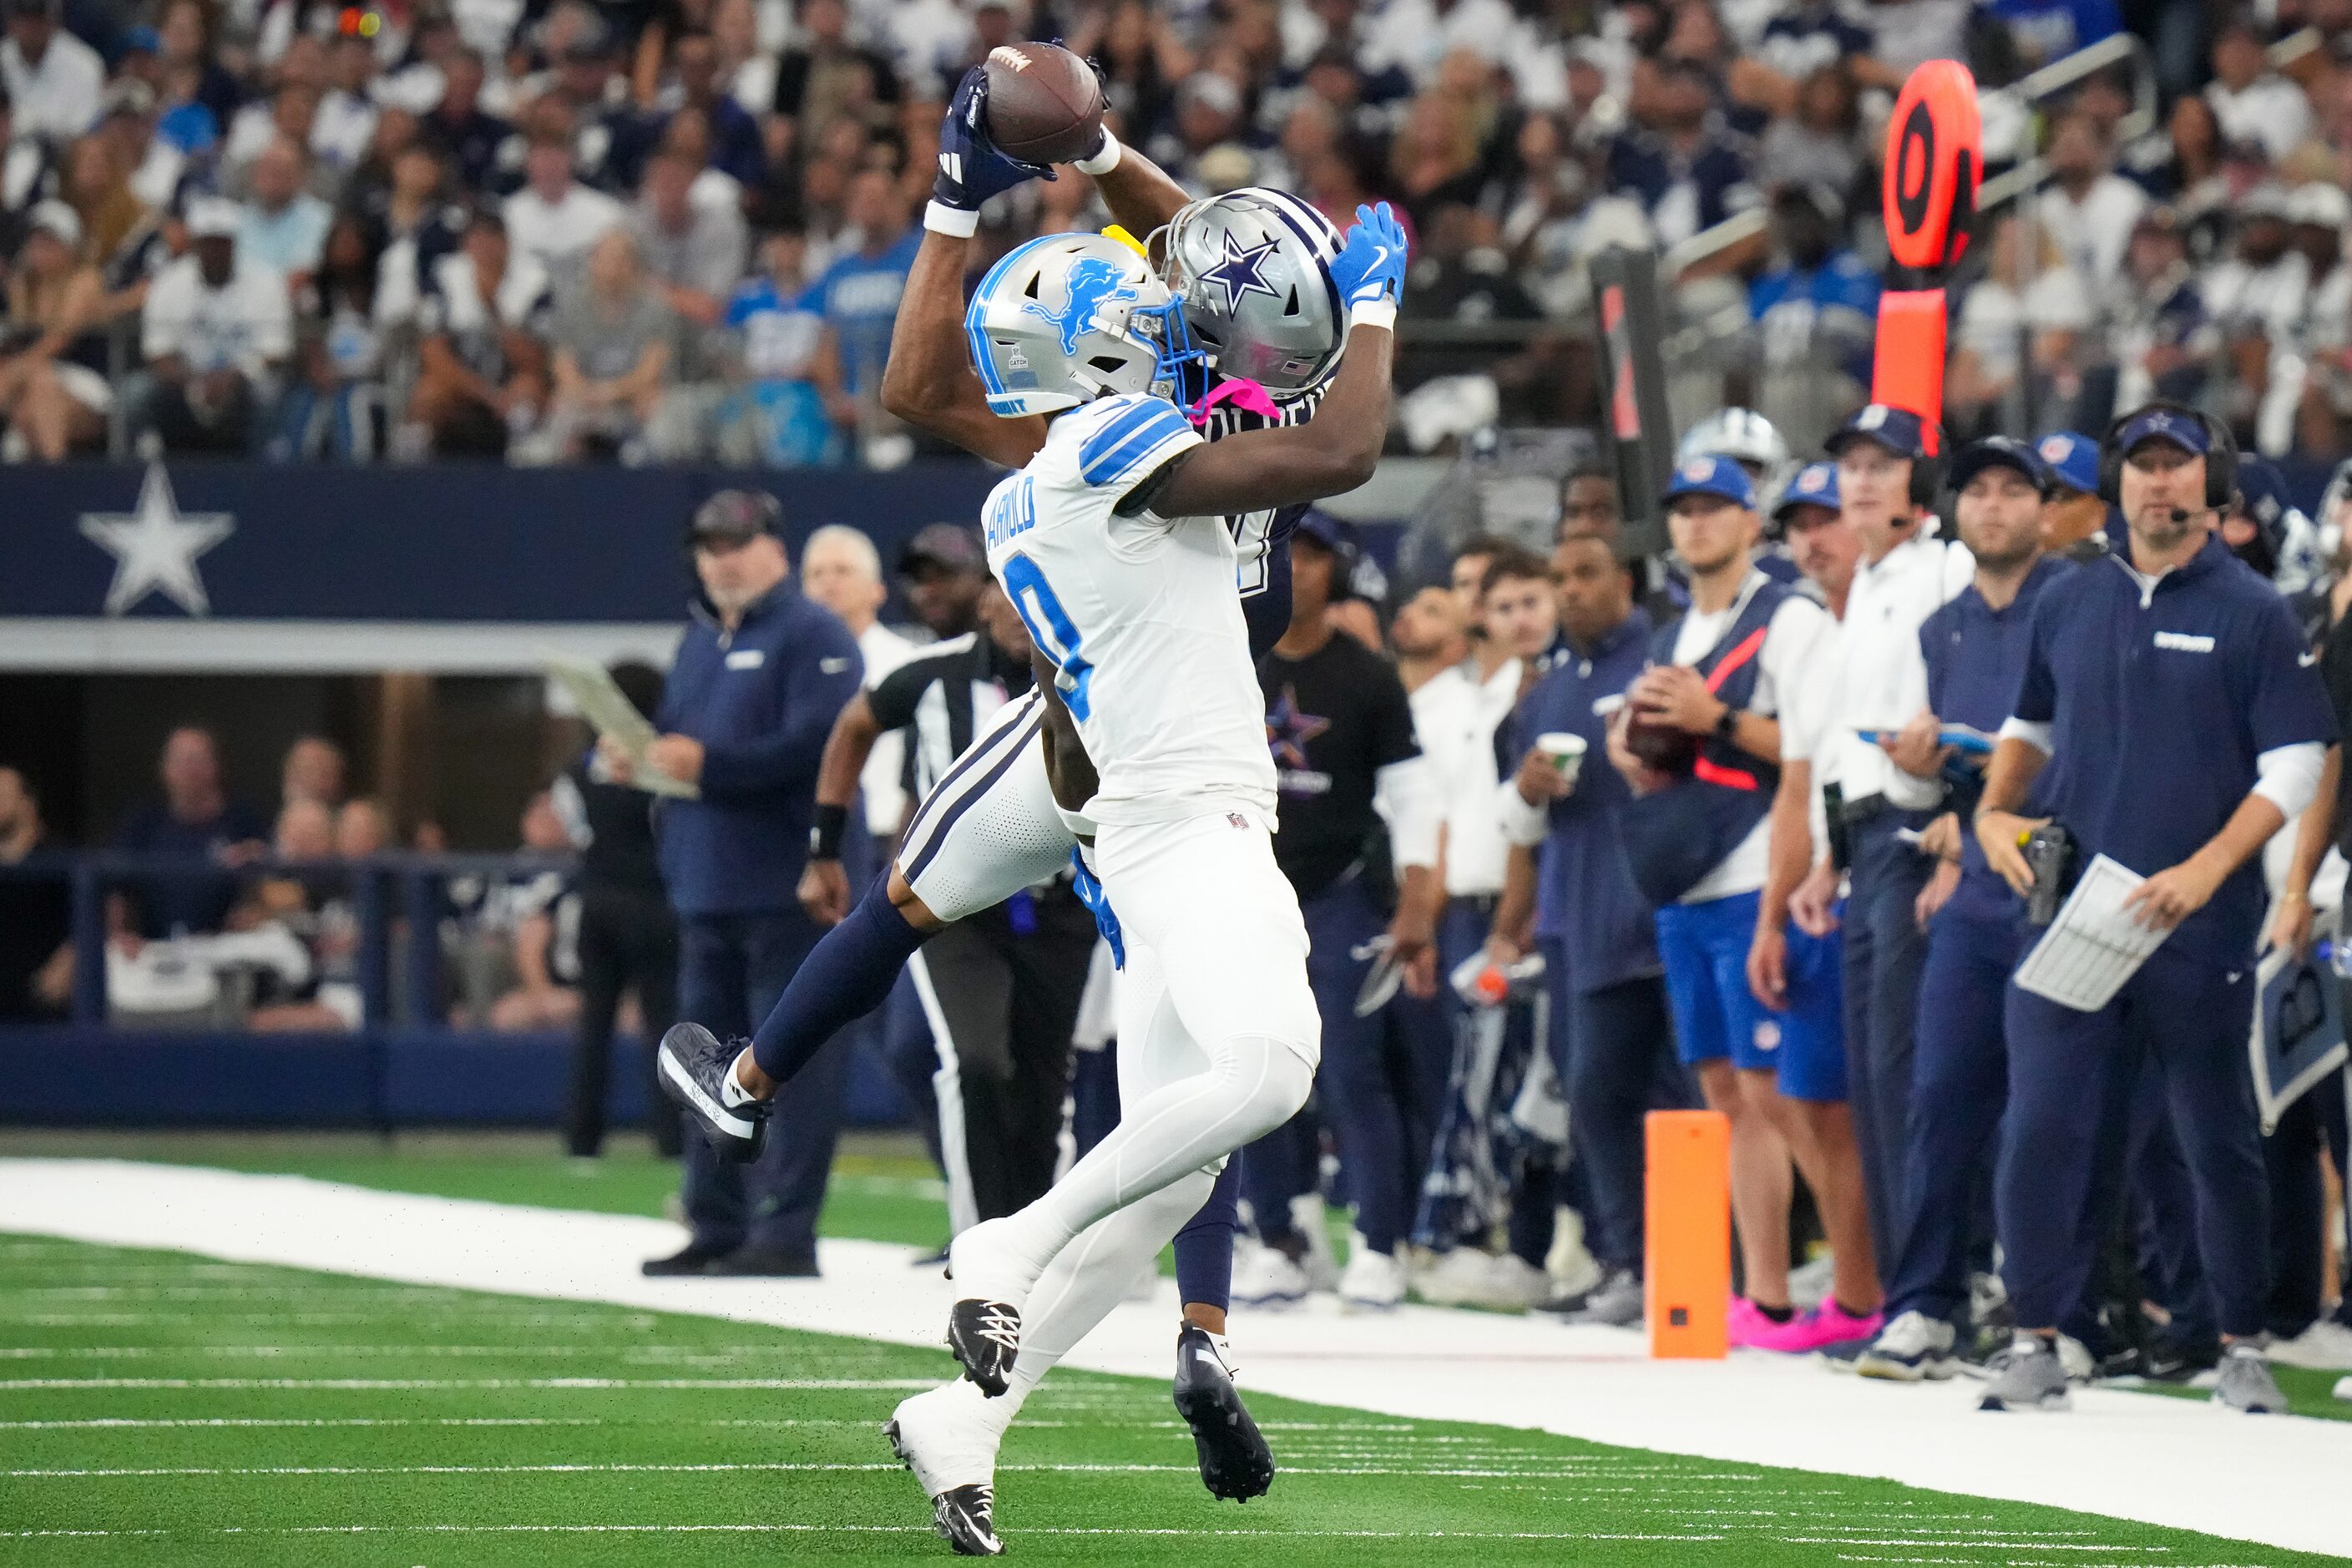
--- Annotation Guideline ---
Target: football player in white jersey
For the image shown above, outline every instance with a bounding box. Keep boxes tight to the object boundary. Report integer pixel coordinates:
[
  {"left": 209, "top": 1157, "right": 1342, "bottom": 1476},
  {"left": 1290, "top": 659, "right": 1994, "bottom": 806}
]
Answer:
[
  {"left": 871, "top": 200, "right": 1404, "bottom": 1548},
  {"left": 655, "top": 72, "right": 1425, "bottom": 1550}
]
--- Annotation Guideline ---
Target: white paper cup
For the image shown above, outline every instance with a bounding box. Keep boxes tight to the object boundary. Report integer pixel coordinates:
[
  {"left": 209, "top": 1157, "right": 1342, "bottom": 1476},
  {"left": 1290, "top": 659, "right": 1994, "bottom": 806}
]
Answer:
[{"left": 1535, "top": 731, "right": 1586, "bottom": 786}]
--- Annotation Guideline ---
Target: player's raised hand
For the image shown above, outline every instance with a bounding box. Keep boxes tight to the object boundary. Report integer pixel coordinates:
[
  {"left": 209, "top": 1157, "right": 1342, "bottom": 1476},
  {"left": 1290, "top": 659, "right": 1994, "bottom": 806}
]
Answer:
[
  {"left": 934, "top": 65, "right": 1054, "bottom": 215},
  {"left": 1330, "top": 201, "right": 1409, "bottom": 313}
]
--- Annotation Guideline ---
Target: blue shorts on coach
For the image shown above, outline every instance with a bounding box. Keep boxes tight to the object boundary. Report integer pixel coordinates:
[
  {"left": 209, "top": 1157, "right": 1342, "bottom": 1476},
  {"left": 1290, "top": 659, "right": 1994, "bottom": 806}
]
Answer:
[{"left": 1657, "top": 888, "right": 1846, "bottom": 1102}]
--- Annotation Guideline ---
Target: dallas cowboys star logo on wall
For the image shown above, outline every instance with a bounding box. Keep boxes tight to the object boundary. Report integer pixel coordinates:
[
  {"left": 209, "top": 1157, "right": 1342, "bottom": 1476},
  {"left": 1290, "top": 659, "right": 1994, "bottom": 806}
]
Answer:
[
  {"left": 79, "top": 463, "right": 235, "bottom": 616},
  {"left": 1198, "top": 230, "right": 1282, "bottom": 315}
]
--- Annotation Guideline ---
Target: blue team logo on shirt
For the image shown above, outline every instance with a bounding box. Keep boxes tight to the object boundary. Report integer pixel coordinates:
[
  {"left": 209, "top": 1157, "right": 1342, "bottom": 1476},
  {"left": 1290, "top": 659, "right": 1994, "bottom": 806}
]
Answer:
[{"left": 1024, "top": 257, "right": 1140, "bottom": 356}]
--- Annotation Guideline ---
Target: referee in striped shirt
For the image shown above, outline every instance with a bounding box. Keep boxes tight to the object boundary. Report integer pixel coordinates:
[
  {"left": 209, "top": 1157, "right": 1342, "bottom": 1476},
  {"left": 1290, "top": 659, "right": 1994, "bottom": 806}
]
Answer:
[{"left": 801, "top": 574, "right": 1099, "bottom": 1235}]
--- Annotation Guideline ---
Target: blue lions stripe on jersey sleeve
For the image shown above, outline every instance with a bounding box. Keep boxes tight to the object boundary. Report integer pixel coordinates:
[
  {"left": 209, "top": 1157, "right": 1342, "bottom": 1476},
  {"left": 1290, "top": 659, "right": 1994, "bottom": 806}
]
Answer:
[{"left": 1078, "top": 399, "right": 1194, "bottom": 488}]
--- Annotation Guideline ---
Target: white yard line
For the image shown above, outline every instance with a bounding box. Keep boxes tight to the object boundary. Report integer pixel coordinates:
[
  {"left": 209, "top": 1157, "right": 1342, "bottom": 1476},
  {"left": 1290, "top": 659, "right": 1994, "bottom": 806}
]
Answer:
[{"left": 1, "top": 1158, "right": 2346, "bottom": 1559}]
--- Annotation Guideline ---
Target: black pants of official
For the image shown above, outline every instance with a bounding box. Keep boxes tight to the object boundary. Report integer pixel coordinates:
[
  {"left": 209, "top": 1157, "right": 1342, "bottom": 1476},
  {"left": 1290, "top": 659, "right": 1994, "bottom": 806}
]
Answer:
[
  {"left": 564, "top": 886, "right": 680, "bottom": 1159},
  {"left": 909, "top": 889, "right": 1096, "bottom": 1227}
]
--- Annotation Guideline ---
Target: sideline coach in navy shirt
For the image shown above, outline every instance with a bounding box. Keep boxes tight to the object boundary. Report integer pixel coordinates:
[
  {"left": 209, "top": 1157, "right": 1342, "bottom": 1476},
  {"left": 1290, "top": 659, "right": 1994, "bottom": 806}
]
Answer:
[
  {"left": 1972, "top": 406, "right": 2334, "bottom": 1413},
  {"left": 612, "top": 490, "right": 863, "bottom": 1277}
]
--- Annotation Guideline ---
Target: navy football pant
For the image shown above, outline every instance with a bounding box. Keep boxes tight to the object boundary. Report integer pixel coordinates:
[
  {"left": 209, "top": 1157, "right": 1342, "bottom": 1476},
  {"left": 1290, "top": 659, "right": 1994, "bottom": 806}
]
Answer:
[
  {"left": 2001, "top": 948, "right": 2268, "bottom": 1338},
  {"left": 1841, "top": 811, "right": 1935, "bottom": 1285}
]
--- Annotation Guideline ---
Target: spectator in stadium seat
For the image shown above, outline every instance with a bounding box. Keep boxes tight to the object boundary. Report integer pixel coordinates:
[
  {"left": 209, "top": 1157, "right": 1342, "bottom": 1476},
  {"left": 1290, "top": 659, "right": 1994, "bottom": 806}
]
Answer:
[
  {"left": 770, "top": 0, "right": 901, "bottom": 146},
  {"left": 663, "top": 30, "right": 766, "bottom": 190},
  {"left": 1945, "top": 212, "right": 2092, "bottom": 441},
  {"left": 111, "top": 726, "right": 270, "bottom": 943},
  {"left": 1, "top": 0, "right": 99, "bottom": 144},
  {"left": 2098, "top": 205, "right": 2213, "bottom": 420},
  {"left": 408, "top": 206, "right": 550, "bottom": 457},
  {"left": 713, "top": 223, "right": 837, "bottom": 465},
  {"left": 422, "top": 49, "right": 508, "bottom": 195},
  {"left": 134, "top": 195, "right": 291, "bottom": 456},
  {"left": 1606, "top": 55, "right": 1761, "bottom": 250},
  {"left": 487, "top": 790, "right": 584, "bottom": 1032},
  {"left": 0, "top": 766, "right": 70, "bottom": 1022},
  {"left": 538, "top": 226, "right": 677, "bottom": 461},
  {"left": 280, "top": 736, "right": 347, "bottom": 812},
  {"left": 0, "top": 200, "right": 110, "bottom": 461},
  {"left": 236, "top": 137, "right": 332, "bottom": 281},
  {"left": 501, "top": 129, "right": 624, "bottom": 293},
  {"left": 156, "top": 0, "right": 237, "bottom": 133},
  {"left": 59, "top": 133, "right": 154, "bottom": 279},
  {"left": 1748, "top": 185, "right": 1877, "bottom": 454},
  {"left": 628, "top": 147, "right": 746, "bottom": 327},
  {"left": 2034, "top": 110, "right": 2147, "bottom": 291},
  {"left": 333, "top": 797, "right": 388, "bottom": 859},
  {"left": 2206, "top": 17, "right": 2312, "bottom": 163},
  {"left": 807, "top": 166, "right": 916, "bottom": 450},
  {"left": 276, "top": 210, "right": 389, "bottom": 458},
  {"left": 313, "top": 33, "right": 381, "bottom": 175}
]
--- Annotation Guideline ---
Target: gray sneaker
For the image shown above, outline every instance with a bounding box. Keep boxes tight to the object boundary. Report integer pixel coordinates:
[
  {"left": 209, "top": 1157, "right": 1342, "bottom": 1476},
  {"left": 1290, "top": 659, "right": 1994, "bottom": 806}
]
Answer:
[
  {"left": 1566, "top": 1267, "right": 1645, "bottom": 1327},
  {"left": 1856, "top": 1310, "right": 1957, "bottom": 1382},
  {"left": 1979, "top": 1336, "right": 2071, "bottom": 1411},
  {"left": 2212, "top": 1344, "right": 2288, "bottom": 1414}
]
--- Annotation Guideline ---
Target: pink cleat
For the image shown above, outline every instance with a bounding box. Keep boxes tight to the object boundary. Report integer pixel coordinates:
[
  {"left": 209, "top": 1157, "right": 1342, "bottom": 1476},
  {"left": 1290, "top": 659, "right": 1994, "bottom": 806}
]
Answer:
[
  {"left": 1727, "top": 1297, "right": 1788, "bottom": 1348},
  {"left": 1747, "top": 1299, "right": 1885, "bottom": 1353}
]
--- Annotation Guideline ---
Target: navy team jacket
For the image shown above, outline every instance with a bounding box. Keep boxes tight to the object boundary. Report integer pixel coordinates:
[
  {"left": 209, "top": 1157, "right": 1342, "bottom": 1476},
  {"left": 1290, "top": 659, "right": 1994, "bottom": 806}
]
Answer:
[{"left": 655, "top": 583, "right": 862, "bottom": 917}]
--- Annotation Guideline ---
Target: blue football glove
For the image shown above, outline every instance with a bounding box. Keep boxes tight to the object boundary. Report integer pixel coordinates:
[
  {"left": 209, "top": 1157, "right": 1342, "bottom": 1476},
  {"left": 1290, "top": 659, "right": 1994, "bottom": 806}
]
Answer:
[
  {"left": 1328, "top": 201, "right": 1409, "bottom": 311},
  {"left": 934, "top": 64, "right": 1054, "bottom": 213}
]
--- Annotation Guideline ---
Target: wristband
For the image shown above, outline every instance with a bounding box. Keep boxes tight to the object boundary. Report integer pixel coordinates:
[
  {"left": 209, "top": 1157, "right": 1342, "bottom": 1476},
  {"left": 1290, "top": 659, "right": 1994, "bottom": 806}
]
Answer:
[
  {"left": 809, "top": 802, "right": 849, "bottom": 860},
  {"left": 1072, "top": 129, "right": 1122, "bottom": 176},
  {"left": 1349, "top": 298, "right": 1397, "bottom": 331},
  {"left": 923, "top": 200, "right": 980, "bottom": 238}
]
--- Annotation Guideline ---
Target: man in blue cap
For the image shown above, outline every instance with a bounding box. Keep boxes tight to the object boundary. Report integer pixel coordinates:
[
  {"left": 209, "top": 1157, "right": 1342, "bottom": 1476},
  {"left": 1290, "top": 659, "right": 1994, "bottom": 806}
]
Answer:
[
  {"left": 2032, "top": 431, "right": 2112, "bottom": 560},
  {"left": 1773, "top": 460, "right": 1859, "bottom": 619},
  {"left": 1973, "top": 403, "right": 2335, "bottom": 1412},
  {"left": 1606, "top": 456, "right": 1878, "bottom": 1350},
  {"left": 1854, "top": 436, "right": 2072, "bottom": 1378},
  {"left": 1777, "top": 404, "right": 1973, "bottom": 1305}
]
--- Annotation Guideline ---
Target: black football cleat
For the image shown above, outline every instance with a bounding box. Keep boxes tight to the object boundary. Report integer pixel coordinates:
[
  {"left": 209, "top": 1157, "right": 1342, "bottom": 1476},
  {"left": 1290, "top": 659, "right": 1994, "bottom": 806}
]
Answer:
[
  {"left": 946, "top": 1297, "right": 1023, "bottom": 1397},
  {"left": 1171, "top": 1324, "right": 1275, "bottom": 1501},
  {"left": 929, "top": 1482, "right": 1004, "bottom": 1555},
  {"left": 656, "top": 1023, "right": 766, "bottom": 1161}
]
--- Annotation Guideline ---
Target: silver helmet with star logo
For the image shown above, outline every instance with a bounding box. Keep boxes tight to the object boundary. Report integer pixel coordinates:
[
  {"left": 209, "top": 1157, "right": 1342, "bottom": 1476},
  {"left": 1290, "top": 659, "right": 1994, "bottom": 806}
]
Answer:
[{"left": 1157, "top": 186, "right": 1344, "bottom": 397}]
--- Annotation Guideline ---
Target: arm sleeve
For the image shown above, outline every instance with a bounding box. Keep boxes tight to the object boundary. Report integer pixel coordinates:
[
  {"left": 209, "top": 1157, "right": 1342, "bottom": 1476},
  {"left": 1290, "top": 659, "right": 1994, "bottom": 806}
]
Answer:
[
  {"left": 1374, "top": 756, "right": 1440, "bottom": 870},
  {"left": 696, "top": 620, "right": 865, "bottom": 797},
  {"left": 864, "top": 652, "right": 938, "bottom": 733},
  {"left": 2253, "top": 741, "right": 2327, "bottom": 820}
]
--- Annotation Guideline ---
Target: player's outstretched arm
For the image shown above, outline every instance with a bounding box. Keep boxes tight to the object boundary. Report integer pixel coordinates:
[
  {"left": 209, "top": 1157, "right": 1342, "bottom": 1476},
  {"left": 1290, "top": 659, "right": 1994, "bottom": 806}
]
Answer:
[
  {"left": 879, "top": 67, "right": 1052, "bottom": 469},
  {"left": 1075, "top": 132, "right": 1192, "bottom": 245},
  {"left": 1149, "top": 204, "right": 1407, "bottom": 518},
  {"left": 879, "top": 231, "right": 1046, "bottom": 469}
]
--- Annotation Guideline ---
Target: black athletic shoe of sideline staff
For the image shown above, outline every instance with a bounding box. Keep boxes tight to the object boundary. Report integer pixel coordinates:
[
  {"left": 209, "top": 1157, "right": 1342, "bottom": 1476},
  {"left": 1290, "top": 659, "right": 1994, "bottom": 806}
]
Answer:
[
  {"left": 656, "top": 1023, "right": 766, "bottom": 1160},
  {"left": 947, "top": 1298, "right": 1023, "bottom": 1396},
  {"left": 884, "top": 1419, "right": 1004, "bottom": 1556},
  {"left": 1171, "top": 1323, "right": 1275, "bottom": 1501}
]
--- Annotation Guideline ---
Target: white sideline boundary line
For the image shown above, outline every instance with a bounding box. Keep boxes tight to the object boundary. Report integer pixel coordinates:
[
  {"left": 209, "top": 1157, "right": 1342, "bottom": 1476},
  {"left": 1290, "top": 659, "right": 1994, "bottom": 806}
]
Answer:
[{"left": 1, "top": 1159, "right": 2346, "bottom": 1560}]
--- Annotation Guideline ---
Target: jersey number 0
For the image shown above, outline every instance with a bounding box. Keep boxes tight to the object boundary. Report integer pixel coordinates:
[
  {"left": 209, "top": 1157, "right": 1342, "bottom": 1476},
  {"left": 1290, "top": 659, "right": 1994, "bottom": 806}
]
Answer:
[{"left": 1001, "top": 553, "right": 1095, "bottom": 721}]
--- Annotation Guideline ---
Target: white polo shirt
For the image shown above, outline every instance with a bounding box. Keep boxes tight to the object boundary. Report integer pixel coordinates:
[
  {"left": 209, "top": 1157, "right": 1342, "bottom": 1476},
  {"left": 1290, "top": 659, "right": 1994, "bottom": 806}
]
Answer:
[
  {"left": 1810, "top": 524, "right": 1974, "bottom": 812},
  {"left": 1410, "top": 655, "right": 1523, "bottom": 898}
]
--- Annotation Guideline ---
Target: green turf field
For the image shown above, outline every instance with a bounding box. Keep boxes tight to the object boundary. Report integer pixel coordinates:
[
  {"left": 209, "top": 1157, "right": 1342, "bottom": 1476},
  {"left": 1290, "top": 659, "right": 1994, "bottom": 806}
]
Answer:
[{"left": 3, "top": 1233, "right": 2342, "bottom": 1568}]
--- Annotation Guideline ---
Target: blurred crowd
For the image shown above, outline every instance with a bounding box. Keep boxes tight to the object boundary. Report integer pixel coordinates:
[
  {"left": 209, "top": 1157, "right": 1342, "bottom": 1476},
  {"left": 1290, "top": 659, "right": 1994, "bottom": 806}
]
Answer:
[
  {"left": 0, "top": 726, "right": 598, "bottom": 1033},
  {"left": 10, "top": 0, "right": 2352, "bottom": 468}
]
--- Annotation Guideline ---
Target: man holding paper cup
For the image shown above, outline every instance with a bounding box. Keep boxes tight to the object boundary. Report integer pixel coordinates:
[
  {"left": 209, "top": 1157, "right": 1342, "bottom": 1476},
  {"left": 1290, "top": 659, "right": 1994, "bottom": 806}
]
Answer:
[{"left": 1971, "top": 404, "right": 2335, "bottom": 1414}]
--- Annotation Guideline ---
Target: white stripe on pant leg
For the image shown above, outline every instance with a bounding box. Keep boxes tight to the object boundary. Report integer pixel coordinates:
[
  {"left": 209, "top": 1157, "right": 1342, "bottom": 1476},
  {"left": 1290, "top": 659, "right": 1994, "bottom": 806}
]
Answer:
[{"left": 907, "top": 950, "right": 979, "bottom": 1240}]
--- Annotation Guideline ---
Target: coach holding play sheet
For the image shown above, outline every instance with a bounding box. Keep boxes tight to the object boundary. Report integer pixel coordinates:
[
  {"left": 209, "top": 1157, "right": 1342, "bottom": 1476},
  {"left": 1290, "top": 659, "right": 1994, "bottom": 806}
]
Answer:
[{"left": 1971, "top": 405, "right": 2334, "bottom": 1414}]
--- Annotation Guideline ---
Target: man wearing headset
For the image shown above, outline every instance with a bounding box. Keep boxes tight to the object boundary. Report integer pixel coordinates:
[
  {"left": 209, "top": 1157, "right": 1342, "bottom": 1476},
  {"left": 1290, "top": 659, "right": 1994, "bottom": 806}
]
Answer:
[
  {"left": 1766, "top": 404, "right": 1973, "bottom": 1300},
  {"left": 1973, "top": 403, "right": 2335, "bottom": 1414}
]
